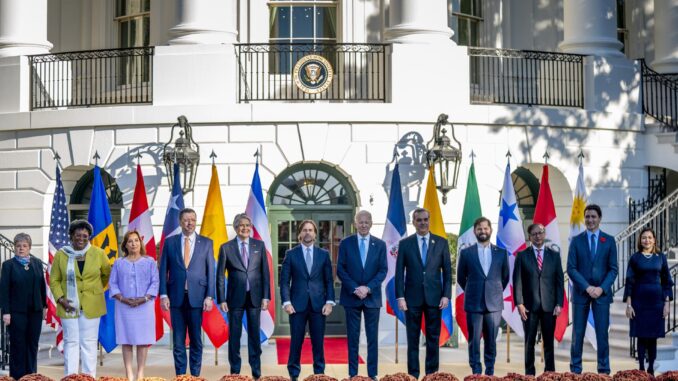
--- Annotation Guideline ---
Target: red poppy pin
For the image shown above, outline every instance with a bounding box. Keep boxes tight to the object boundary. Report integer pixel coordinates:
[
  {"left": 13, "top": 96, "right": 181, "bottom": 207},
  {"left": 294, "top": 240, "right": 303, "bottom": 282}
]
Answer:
[{"left": 600, "top": 236, "right": 606, "bottom": 243}]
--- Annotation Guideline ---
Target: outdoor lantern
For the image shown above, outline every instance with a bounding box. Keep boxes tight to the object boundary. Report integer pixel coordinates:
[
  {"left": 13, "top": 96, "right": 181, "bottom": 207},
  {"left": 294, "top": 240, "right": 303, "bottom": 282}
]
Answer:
[
  {"left": 163, "top": 115, "right": 200, "bottom": 194},
  {"left": 426, "top": 113, "right": 462, "bottom": 204}
]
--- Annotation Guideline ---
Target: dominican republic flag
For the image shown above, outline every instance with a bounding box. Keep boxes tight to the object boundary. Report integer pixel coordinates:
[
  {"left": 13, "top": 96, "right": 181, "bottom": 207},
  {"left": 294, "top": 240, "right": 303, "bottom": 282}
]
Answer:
[
  {"left": 455, "top": 161, "right": 482, "bottom": 340},
  {"left": 245, "top": 162, "right": 276, "bottom": 341},
  {"left": 383, "top": 163, "right": 407, "bottom": 324},
  {"left": 533, "top": 164, "right": 569, "bottom": 342},
  {"left": 127, "top": 164, "right": 164, "bottom": 341},
  {"left": 158, "top": 163, "right": 186, "bottom": 327},
  {"left": 88, "top": 166, "right": 119, "bottom": 353},
  {"left": 496, "top": 162, "right": 527, "bottom": 338},
  {"left": 46, "top": 165, "right": 68, "bottom": 352},
  {"left": 568, "top": 161, "right": 596, "bottom": 347}
]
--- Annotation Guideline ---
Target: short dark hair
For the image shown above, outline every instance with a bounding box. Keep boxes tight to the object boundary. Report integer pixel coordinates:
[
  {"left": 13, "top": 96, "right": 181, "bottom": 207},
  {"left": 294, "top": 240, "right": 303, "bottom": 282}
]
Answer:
[
  {"left": 412, "top": 207, "right": 430, "bottom": 221},
  {"left": 69, "top": 219, "right": 93, "bottom": 237},
  {"left": 179, "top": 208, "right": 197, "bottom": 221},
  {"left": 636, "top": 226, "right": 660, "bottom": 253},
  {"left": 527, "top": 223, "right": 545, "bottom": 235},
  {"left": 473, "top": 216, "right": 492, "bottom": 230},
  {"left": 584, "top": 204, "right": 602, "bottom": 218},
  {"left": 297, "top": 220, "right": 318, "bottom": 242},
  {"left": 121, "top": 230, "right": 147, "bottom": 257}
]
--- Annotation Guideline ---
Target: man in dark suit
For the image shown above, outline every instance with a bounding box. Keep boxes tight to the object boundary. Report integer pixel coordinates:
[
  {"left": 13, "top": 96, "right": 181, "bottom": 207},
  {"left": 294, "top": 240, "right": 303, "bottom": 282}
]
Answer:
[
  {"left": 567, "top": 204, "right": 618, "bottom": 374},
  {"left": 456, "top": 217, "right": 509, "bottom": 376},
  {"left": 337, "top": 210, "right": 388, "bottom": 380},
  {"left": 217, "top": 213, "right": 270, "bottom": 380},
  {"left": 159, "top": 208, "right": 215, "bottom": 376},
  {"left": 513, "top": 223, "right": 564, "bottom": 375},
  {"left": 395, "top": 207, "right": 452, "bottom": 378},
  {"left": 279, "top": 219, "right": 335, "bottom": 381}
]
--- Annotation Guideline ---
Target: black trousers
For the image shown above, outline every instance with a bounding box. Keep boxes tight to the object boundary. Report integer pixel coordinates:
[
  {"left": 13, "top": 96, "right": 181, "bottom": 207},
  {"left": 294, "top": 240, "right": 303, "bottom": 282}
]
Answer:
[
  {"left": 467, "top": 311, "right": 502, "bottom": 375},
  {"left": 170, "top": 293, "right": 204, "bottom": 376},
  {"left": 8, "top": 310, "right": 42, "bottom": 379},
  {"left": 523, "top": 309, "right": 556, "bottom": 375},
  {"left": 405, "top": 304, "right": 441, "bottom": 378},
  {"left": 228, "top": 292, "right": 262, "bottom": 378},
  {"left": 345, "top": 306, "right": 380, "bottom": 377}
]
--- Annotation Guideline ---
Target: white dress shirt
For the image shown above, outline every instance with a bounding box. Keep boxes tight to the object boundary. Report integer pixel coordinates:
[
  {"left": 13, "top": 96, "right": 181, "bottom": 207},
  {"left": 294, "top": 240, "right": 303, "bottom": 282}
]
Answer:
[{"left": 477, "top": 243, "right": 492, "bottom": 276}]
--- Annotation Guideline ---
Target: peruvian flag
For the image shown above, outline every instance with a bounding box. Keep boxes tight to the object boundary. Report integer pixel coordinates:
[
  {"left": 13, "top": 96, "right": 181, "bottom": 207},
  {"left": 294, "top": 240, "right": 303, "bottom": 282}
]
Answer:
[
  {"left": 532, "top": 164, "right": 569, "bottom": 341},
  {"left": 127, "top": 164, "right": 164, "bottom": 341}
]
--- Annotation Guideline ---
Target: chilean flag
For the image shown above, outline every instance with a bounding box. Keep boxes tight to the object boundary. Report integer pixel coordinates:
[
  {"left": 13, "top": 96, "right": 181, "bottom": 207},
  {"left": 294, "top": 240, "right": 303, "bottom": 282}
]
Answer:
[
  {"left": 128, "top": 164, "right": 164, "bottom": 341},
  {"left": 244, "top": 162, "right": 276, "bottom": 341},
  {"left": 383, "top": 163, "right": 407, "bottom": 324}
]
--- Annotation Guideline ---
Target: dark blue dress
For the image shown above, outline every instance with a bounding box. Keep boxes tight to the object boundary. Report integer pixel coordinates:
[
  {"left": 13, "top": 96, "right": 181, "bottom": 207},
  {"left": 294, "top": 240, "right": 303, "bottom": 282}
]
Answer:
[{"left": 624, "top": 252, "right": 674, "bottom": 338}]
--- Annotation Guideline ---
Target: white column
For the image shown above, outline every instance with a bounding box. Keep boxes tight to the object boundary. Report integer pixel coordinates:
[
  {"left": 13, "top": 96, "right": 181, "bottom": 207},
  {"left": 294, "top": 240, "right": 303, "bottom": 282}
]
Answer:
[
  {"left": 652, "top": 0, "right": 678, "bottom": 73},
  {"left": 169, "top": 0, "right": 237, "bottom": 45},
  {"left": 384, "top": 0, "right": 453, "bottom": 43},
  {"left": 0, "top": 0, "right": 52, "bottom": 57},
  {"left": 559, "top": 0, "right": 623, "bottom": 57}
]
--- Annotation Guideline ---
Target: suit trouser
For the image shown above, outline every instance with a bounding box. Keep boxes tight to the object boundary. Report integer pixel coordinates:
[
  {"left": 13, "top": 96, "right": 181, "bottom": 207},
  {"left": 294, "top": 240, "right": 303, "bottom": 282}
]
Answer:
[
  {"left": 170, "top": 293, "right": 204, "bottom": 376},
  {"left": 345, "top": 306, "right": 380, "bottom": 377},
  {"left": 467, "top": 311, "right": 502, "bottom": 375},
  {"left": 61, "top": 314, "right": 101, "bottom": 377},
  {"left": 570, "top": 302, "right": 610, "bottom": 374},
  {"left": 8, "top": 310, "right": 43, "bottom": 379},
  {"left": 523, "top": 309, "right": 556, "bottom": 375},
  {"left": 405, "top": 304, "right": 441, "bottom": 378},
  {"left": 288, "top": 308, "right": 326, "bottom": 377},
  {"left": 228, "top": 292, "right": 262, "bottom": 378}
]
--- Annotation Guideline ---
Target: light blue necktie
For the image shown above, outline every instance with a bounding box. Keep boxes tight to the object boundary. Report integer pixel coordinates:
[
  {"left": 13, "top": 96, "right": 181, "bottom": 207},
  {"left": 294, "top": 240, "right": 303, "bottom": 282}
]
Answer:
[
  {"left": 421, "top": 237, "right": 428, "bottom": 265},
  {"left": 590, "top": 233, "right": 597, "bottom": 259},
  {"left": 305, "top": 247, "right": 313, "bottom": 273},
  {"left": 359, "top": 237, "right": 367, "bottom": 268}
]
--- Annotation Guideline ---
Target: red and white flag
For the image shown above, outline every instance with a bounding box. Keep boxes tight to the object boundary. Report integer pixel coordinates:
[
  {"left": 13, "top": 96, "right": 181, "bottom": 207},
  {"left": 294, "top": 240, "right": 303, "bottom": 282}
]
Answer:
[
  {"left": 127, "top": 164, "right": 164, "bottom": 341},
  {"left": 532, "top": 164, "right": 569, "bottom": 341}
]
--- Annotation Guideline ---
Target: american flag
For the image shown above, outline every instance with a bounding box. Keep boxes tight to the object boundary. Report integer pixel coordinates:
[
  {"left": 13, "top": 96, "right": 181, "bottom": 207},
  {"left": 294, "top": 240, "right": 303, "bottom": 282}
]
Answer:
[{"left": 46, "top": 165, "right": 68, "bottom": 352}]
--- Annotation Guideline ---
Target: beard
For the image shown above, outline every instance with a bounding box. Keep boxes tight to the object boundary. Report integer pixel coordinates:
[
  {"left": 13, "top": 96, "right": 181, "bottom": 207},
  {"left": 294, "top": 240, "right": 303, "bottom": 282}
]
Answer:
[{"left": 475, "top": 233, "right": 490, "bottom": 243}]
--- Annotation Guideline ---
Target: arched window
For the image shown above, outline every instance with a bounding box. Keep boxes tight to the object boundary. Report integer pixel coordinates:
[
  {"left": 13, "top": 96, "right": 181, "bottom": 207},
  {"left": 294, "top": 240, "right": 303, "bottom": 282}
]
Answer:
[
  {"left": 69, "top": 168, "right": 123, "bottom": 236},
  {"left": 511, "top": 167, "right": 540, "bottom": 221},
  {"left": 271, "top": 165, "right": 353, "bottom": 205}
]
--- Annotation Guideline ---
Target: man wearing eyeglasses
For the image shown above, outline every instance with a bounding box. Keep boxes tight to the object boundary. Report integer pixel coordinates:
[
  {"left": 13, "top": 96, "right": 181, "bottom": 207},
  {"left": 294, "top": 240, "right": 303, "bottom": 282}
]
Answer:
[
  {"left": 513, "top": 223, "right": 564, "bottom": 375},
  {"left": 217, "top": 213, "right": 270, "bottom": 380}
]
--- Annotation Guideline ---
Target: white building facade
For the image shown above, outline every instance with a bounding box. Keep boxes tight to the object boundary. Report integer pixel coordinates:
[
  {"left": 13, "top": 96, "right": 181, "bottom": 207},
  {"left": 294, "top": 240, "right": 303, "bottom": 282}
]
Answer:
[{"left": 0, "top": 0, "right": 677, "bottom": 342}]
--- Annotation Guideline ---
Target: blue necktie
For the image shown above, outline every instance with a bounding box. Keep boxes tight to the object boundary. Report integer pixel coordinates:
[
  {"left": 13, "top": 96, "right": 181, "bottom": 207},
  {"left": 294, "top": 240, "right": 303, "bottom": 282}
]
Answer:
[
  {"left": 421, "top": 237, "right": 428, "bottom": 265},
  {"left": 359, "top": 238, "right": 367, "bottom": 268},
  {"left": 305, "top": 247, "right": 313, "bottom": 274},
  {"left": 590, "top": 234, "right": 597, "bottom": 258}
]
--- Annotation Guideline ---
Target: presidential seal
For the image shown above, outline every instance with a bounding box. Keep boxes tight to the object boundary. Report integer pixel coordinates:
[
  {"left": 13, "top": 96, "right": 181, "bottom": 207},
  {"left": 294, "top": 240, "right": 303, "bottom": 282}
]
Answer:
[{"left": 293, "top": 54, "right": 334, "bottom": 94}]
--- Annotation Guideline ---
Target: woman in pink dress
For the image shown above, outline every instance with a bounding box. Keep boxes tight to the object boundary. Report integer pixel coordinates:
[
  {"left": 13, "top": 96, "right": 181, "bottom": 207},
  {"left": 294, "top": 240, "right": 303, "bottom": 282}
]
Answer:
[{"left": 109, "top": 230, "right": 159, "bottom": 381}]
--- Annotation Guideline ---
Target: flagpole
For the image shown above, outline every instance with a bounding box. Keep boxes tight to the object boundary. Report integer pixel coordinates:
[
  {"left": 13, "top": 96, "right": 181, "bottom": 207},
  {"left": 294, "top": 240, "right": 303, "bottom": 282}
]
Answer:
[
  {"left": 506, "top": 325, "right": 511, "bottom": 363},
  {"left": 395, "top": 316, "right": 399, "bottom": 363}
]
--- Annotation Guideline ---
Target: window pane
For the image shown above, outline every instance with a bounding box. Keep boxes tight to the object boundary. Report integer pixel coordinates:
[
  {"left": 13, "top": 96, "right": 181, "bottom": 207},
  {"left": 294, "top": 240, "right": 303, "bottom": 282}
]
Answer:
[
  {"left": 116, "top": 0, "right": 126, "bottom": 17},
  {"left": 119, "top": 21, "right": 130, "bottom": 48},
  {"left": 460, "top": 0, "right": 473, "bottom": 15},
  {"left": 292, "top": 6, "right": 314, "bottom": 38},
  {"left": 270, "top": 7, "right": 291, "bottom": 39},
  {"left": 470, "top": 20, "right": 479, "bottom": 46},
  {"left": 458, "top": 19, "right": 469, "bottom": 46},
  {"left": 315, "top": 7, "right": 337, "bottom": 39}
]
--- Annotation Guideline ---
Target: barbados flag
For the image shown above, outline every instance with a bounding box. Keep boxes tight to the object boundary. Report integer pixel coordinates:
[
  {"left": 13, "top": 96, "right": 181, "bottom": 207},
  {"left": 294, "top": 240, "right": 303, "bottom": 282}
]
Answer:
[{"left": 88, "top": 166, "right": 119, "bottom": 353}]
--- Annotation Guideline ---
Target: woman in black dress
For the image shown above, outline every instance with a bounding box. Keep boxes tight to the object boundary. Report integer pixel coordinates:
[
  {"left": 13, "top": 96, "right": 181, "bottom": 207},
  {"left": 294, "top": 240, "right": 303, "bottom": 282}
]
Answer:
[
  {"left": 624, "top": 227, "right": 674, "bottom": 375},
  {"left": 0, "top": 233, "right": 47, "bottom": 379}
]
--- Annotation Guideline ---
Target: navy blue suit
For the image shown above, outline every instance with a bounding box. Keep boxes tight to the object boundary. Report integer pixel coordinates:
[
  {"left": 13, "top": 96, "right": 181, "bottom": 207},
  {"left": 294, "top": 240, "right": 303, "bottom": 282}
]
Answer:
[
  {"left": 159, "top": 233, "right": 215, "bottom": 376},
  {"left": 567, "top": 230, "right": 618, "bottom": 374},
  {"left": 456, "top": 243, "right": 509, "bottom": 375},
  {"left": 337, "top": 234, "right": 387, "bottom": 377},
  {"left": 395, "top": 233, "right": 452, "bottom": 378},
  {"left": 279, "top": 244, "right": 335, "bottom": 377}
]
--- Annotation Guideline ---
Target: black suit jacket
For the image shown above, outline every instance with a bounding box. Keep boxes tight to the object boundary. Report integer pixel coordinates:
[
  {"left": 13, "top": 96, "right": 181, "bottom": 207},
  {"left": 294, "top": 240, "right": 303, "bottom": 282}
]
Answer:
[
  {"left": 395, "top": 233, "right": 452, "bottom": 307},
  {"left": 456, "top": 244, "right": 510, "bottom": 313},
  {"left": 513, "top": 246, "right": 564, "bottom": 312},
  {"left": 0, "top": 256, "right": 47, "bottom": 314},
  {"left": 216, "top": 237, "right": 270, "bottom": 308}
]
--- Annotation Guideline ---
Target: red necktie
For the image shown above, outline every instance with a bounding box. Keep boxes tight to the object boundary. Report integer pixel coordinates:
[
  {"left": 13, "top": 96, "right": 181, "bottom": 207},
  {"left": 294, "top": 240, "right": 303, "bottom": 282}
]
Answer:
[{"left": 537, "top": 248, "right": 543, "bottom": 271}]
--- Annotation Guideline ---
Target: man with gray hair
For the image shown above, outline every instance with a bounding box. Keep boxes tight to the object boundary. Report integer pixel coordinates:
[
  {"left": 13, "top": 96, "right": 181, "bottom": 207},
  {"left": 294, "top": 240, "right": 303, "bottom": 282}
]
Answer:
[{"left": 217, "top": 212, "right": 270, "bottom": 380}]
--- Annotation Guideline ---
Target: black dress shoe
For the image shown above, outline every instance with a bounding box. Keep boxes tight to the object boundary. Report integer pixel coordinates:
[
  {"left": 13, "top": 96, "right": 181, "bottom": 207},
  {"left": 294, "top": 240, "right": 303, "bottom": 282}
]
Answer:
[
  {"left": 370, "top": 377, "right": 378, "bottom": 381},
  {"left": 291, "top": 377, "right": 298, "bottom": 381}
]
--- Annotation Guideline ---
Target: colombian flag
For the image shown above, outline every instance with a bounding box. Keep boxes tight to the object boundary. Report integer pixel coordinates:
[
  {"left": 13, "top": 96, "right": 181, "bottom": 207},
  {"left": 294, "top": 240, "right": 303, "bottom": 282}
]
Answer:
[{"left": 88, "top": 166, "right": 119, "bottom": 353}]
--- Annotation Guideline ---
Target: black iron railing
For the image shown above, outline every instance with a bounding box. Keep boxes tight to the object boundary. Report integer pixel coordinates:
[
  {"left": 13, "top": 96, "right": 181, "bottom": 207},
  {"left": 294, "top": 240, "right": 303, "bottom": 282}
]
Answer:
[
  {"left": 236, "top": 43, "right": 389, "bottom": 102},
  {"left": 468, "top": 47, "right": 584, "bottom": 108},
  {"left": 641, "top": 59, "right": 678, "bottom": 131},
  {"left": 29, "top": 47, "right": 154, "bottom": 109}
]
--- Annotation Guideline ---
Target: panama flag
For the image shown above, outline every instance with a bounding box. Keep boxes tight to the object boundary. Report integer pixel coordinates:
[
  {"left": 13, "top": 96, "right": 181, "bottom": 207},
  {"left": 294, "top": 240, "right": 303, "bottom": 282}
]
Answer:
[
  {"left": 88, "top": 166, "right": 119, "bottom": 353},
  {"left": 127, "top": 164, "right": 164, "bottom": 341},
  {"left": 383, "top": 163, "right": 407, "bottom": 324},
  {"left": 532, "top": 164, "right": 569, "bottom": 342},
  {"left": 455, "top": 161, "right": 482, "bottom": 340},
  {"left": 199, "top": 164, "right": 230, "bottom": 348},
  {"left": 245, "top": 162, "right": 276, "bottom": 341},
  {"left": 46, "top": 165, "right": 68, "bottom": 352},
  {"left": 567, "top": 161, "right": 597, "bottom": 348},
  {"left": 496, "top": 162, "right": 527, "bottom": 338},
  {"left": 423, "top": 167, "right": 454, "bottom": 345},
  {"left": 158, "top": 163, "right": 186, "bottom": 327}
]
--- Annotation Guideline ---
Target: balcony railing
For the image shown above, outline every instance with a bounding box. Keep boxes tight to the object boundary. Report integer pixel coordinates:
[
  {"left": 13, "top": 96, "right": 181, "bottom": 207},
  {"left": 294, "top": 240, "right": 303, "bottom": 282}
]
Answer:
[
  {"left": 641, "top": 59, "right": 678, "bottom": 131},
  {"left": 469, "top": 47, "right": 584, "bottom": 108},
  {"left": 236, "top": 43, "right": 389, "bottom": 102},
  {"left": 29, "top": 47, "right": 154, "bottom": 110}
]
